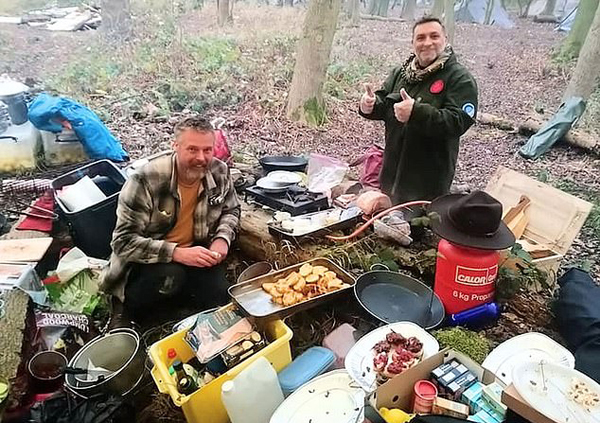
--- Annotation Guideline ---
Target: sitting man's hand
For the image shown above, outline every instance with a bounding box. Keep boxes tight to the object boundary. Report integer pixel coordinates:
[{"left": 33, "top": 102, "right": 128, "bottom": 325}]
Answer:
[
  {"left": 209, "top": 238, "right": 229, "bottom": 264},
  {"left": 172, "top": 246, "right": 221, "bottom": 268}
]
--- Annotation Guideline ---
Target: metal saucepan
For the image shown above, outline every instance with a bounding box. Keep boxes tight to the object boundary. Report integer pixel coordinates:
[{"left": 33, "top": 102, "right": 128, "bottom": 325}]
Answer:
[
  {"left": 64, "top": 328, "right": 145, "bottom": 399},
  {"left": 354, "top": 264, "right": 444, "bottom": 330},
  {"left": 259, "top": 155, "right": 308, "bottom": 173},
  {"left": 237, "top": 261, "right": 273, "bottom": 284}
]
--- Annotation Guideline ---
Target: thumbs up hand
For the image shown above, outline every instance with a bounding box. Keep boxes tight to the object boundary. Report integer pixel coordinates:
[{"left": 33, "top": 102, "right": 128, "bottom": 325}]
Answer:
[
  {"left": 394, "top": 88, "right": 415, "bottom": 123},
  {"left": 360, "top": 83, "right": 376, "bottom": 114}
]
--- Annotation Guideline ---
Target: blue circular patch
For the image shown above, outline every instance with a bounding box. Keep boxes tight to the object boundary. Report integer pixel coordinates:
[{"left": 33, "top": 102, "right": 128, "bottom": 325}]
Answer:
[{"left": 462, "top": 102, "right": 475, "bottom": 118}]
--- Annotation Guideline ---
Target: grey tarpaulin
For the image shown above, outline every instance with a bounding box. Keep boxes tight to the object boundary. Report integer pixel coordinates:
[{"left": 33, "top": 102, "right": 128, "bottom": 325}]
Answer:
[{"left": 519, "top": 96, "right": 586, "bottom": 160}]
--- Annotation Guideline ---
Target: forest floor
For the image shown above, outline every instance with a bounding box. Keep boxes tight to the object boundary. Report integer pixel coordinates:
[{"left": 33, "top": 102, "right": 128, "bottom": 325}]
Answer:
[{"left": 0, "top": 3, "right": 599, "bottom": 421}]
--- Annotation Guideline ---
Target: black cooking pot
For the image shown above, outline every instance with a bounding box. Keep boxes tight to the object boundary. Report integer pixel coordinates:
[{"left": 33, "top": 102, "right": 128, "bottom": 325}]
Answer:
[
  {"left": 354, "top": 264, "right": 445, "bottom": 330},
  {"left": 259, "top": 155, "right": 308, "bottom": 173}
]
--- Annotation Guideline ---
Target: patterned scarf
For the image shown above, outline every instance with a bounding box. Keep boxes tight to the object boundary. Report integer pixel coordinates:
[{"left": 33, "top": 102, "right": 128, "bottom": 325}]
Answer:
[{"left": 401, "top": 45, "right": 453, "bottom": 83}]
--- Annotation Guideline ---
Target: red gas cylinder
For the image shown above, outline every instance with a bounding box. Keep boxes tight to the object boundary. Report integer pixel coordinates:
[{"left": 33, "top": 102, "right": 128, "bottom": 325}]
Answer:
[{"left": 434, "top": 239, "right": 500, "bottom": 315}]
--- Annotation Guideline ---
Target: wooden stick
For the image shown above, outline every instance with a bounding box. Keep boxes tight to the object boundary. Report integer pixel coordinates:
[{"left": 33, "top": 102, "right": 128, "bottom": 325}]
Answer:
[{"left": 360, "top": 14, "right": 405, "bottom": 22}]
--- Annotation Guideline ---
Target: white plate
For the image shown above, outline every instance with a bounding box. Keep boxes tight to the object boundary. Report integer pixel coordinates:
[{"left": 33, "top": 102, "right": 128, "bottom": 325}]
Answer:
[
  {"left": 344, "top": 322, "right": 439, "bottom": 392},
  {"left": 482, "top": 332, "right": 574, "bottom": 386},
  {"left": 267, "top": 171, "right": 303, "bottom": 185},
  {"left": 256, "top": 177, "right": 290, "bottom": 193},
  {"left": 513, "top": 360, "right": 600, "bottom": 423},
  {"left": 270, "top": 370, "right": 365, "bottom": 423}
]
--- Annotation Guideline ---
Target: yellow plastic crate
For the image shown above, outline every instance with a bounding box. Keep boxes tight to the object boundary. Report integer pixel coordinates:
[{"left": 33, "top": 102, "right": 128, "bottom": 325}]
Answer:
[{"left": 149, "top": 319, "right": 293, "bottom": 423}]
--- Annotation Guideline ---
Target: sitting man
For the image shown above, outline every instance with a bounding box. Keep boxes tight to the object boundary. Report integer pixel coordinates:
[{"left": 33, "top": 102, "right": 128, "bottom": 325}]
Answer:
[{"left": 101, "top": 116, "right": 240, "bottom": 326}]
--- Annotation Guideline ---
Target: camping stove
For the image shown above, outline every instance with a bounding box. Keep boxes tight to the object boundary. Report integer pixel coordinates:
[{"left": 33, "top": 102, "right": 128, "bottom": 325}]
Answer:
[{"left": 245, "top": 185, "right": 329, "bottom": 216}]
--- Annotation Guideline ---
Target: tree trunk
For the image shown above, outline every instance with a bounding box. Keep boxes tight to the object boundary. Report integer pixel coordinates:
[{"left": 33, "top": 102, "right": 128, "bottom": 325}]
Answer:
[
  {"left": 285, "top": 0, "right": 294, "bottom": 6},
  {"left": 351, "top": 0, "right": 361, "bottom": 25},
  {"left": 563, "top": 4, "right": 600, "bottom": 101},
  {"left": 558, "top": 0, "right": 600, "bottom": 59},
  {"left": 484, "top": 0, "right": 494, "bottom": 24},
  {"left": 431, "top": 0, "right": 444, "bottom": 17},
  {"left": 444, "top": 0, "right": 455, "bottom": 44},
  {"left": 541, "top": 0, "right": 556, "bottom": 15},
  {"left": 101, "top": 0, "right": 132, "bottom": 41},
  {"left": 401, "top": 0, "right": 416, "bottom": 19},
  {"left": 368, "top": 0, "right": 379, "bottom": 14},
  {"left": 286, "top": 0, "right": 342, "bottom": 126},
  {"left": 217, "top": 0, "right": 231, "bottom": 25}
]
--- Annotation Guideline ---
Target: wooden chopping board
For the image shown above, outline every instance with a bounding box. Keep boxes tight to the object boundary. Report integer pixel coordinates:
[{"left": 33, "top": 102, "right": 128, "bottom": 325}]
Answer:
[{"left": 0, "top": 238, "right": 53, "bottom": 262}]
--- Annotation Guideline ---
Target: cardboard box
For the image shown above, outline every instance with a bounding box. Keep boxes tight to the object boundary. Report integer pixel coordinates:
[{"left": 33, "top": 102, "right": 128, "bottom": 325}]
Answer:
[
  {"left": 501, "top": 384, "right": 557, "bottom": 423},
  {"left": 486, "top": 167, "right": 592, "bottom": 288},
  {"left": 369, "top": 349, "right": 499, "bottom": 416}
]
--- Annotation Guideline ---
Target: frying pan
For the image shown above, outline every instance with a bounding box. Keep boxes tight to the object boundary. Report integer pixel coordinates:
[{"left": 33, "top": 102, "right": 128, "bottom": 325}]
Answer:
[
  {"left": 259, "top": 155, "right": 308, "bottom": 173},
  {"left": 354, "top": 264, "right": 444, "bottom": 330}
]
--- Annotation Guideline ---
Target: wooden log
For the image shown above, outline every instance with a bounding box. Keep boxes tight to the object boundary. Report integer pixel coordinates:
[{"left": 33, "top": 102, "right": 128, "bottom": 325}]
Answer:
[
  {"left": 533, "top": 14, "right": 558, "bottom": 23},
  {"left": 360, "top": 14, "right": 405, "bottom": 21},
  {"left": 476, "top": 112, "right": 598, "bottom": 151}
]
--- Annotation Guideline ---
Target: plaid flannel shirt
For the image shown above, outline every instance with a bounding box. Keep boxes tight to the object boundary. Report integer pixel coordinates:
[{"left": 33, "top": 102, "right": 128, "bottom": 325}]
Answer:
[{"left": 100, "top": 153, "right": 240, "bottom": 300}]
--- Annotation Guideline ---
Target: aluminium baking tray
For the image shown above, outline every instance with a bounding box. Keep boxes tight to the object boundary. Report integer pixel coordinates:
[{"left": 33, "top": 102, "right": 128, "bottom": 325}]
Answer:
[
  {"left": 268, "top": 207, "right": 363, "bottom": 242},
  {"left": 228, "top": 258, "right": 356, "bottom": 320}
]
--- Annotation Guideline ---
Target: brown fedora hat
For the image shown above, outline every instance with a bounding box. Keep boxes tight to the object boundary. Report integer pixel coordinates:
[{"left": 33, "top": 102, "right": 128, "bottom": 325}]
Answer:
[{"left": 428, "top": 191, "right": 515, "bottom": 250}]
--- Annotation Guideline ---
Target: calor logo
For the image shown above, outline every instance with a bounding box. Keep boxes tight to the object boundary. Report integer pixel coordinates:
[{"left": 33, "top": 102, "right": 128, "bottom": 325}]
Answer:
[{"left": 455, "top": 265, "right": 498, "bottom": 286}]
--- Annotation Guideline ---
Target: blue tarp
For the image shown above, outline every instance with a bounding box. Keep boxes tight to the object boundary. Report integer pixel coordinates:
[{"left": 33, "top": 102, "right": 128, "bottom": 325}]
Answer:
[{"left": 28, "top": 94, "right": 129, "bottom": 162}]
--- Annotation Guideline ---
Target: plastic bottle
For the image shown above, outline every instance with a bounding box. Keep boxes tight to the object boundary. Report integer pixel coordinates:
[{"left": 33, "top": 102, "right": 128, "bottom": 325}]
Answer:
[
  {"left": 172, "top": 360, "right": 185, "bottom": 383},
  {"left": 447, "top": 302, "right": 501, "bottom": 328},
  {"left": 221, "top": 357, "right": 284, "bottom": 423},
  {"left": 167, "top": 348, "right": 178, "bottom": 376},
  {"left": 178, "top": 376, "right": 198, "bottom": 396}
]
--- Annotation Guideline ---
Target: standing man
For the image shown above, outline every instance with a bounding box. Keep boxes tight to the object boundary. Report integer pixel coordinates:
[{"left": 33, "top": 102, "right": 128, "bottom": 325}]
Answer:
[
  {"left": 101, "top": 116, "right": 240, "bottom": 326},
  {"left": 359, "top": 17, "right": 478, "bottom": 204}
]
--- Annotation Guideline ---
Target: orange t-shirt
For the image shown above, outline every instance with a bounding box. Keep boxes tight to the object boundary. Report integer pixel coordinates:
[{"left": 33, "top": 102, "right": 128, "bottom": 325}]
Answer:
[{"left": 165, "top": 179, "right": 202, "bottom": 247}]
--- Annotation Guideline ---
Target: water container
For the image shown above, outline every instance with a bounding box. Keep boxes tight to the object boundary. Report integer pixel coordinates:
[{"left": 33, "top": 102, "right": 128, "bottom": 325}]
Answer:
[
  {"left": 0, "top": 121, "right": 41, "bottom": 173},
  {"left": 40, "top": 129, "right": 88, "bottom": 165},
  {"left": 434, "top": 239, "right": 500, "bottom": 314},
  {"left": 221, "top": 357, "right": 284, "bottom": 423}
]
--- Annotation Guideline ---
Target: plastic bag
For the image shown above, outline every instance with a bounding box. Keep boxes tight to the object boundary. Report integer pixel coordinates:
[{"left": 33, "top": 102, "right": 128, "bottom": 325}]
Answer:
[
  {"left": 211, "top": 118, "right": 232, "bottom": 165},
  {"left": 0, "top": 262, "right": 47, "bottom": 305},
  {"left": 349, "top": 145, "right": 383, "bottom": 189},
  {"left": 44, "top": 248, "right": 107, "bottom": 315},
  {"left": 185, "top": 303, "right": 254, "bottom": 363},
  {"left": 34, "top": 310, "right": 96, "bottom": 359},
  {"left": 306, "top": 154, "right": 349, "bottom": 195}
]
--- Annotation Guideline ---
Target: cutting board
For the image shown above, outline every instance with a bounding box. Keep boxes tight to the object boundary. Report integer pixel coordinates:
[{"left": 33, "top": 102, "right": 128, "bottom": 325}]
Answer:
[{"left": 0, "top": 238, "right": 53, "bottom": 262}]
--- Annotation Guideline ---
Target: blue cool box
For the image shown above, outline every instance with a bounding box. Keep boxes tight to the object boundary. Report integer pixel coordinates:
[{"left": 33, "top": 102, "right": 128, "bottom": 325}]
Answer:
[{"left": 277, "top": 346, "right": 335, "bottom": 396}]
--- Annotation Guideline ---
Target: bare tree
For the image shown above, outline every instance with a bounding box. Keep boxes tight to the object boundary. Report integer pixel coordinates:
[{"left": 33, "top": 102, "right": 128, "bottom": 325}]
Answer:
[
  {"left": 368, "top": 0, "right": 391, "bottom": 16},
  {"left": 431, "top": 0, "right": 444, "bottom": 17},
  {"left": 444, "top": 0, "right": 455, "bottom": 44},
  {"left": 401, "top": 0, "right": 417, "bottom": 18},
  {"left": 350, "top": 0, "right": 361, "bottom": 25},
  {"left": 286, "top": 0, "right": 342, "bottom": 126},
  {"left": 558, "top": 0, "right": 600, "bottom": 59},
  {"left": 101, "top": 0, "right": 132, "bottom": 41},
  {"left": 217, "top": 0, "right": 233, "bottom": 25},
  {"left": 540, "top": 0, "right": 557, "bottom": 15},
  {"left": 484, "top": 0, "right": 494, "bottom": 24},
  {"left": 563, "top": 1, "right": 600, "bottom": 101}
]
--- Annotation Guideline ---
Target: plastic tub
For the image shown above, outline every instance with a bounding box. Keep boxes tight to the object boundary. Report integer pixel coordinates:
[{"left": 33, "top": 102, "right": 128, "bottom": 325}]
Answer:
[
  {"left": 278, "top": 346, "right": 335, "bottom": 396},
  {"left": 40, "top": 129, "right": 88, "bottom": 166},
  {"left": 149, "top": 319, "right": 293, "bottom": 423},
  {"left": 0, "top": 121, "right": 41, "bottom": 173},
  {"left": 52, "top": 160, "right": 126, "bottom": 259},
  {"left": 322, "top": 323, "right": 357, "bottom": 369}
]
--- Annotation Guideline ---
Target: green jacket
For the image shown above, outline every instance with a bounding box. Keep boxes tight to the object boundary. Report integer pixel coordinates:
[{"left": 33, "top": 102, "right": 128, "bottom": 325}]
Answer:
[{"left": 360, "top": 53, "right": 478, "bottom": 204}]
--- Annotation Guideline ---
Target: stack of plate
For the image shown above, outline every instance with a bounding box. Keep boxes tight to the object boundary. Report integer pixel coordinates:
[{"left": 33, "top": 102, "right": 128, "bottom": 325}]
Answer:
[{"left": 256, "top": 171, "right": 303, "bottom": 194}]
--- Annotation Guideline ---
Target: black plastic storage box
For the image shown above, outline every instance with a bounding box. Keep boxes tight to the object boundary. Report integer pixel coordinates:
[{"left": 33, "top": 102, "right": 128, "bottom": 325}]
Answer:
[{"left": 52, "top": 160, "right": 127, "bottom": 259}]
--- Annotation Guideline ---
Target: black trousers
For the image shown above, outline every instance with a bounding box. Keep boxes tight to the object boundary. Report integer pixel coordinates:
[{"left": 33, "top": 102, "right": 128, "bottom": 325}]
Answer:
[
  {"left": 555, "top": 268, "right": 600, "bottom": 383},
  {"left": 123, "top": 262, "right": 229, "bottom": 322}
]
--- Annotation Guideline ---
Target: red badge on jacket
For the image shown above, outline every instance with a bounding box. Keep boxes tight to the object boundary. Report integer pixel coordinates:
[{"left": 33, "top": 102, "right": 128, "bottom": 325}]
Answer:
[{"left": 430, "top": 80, "right": 444, "bottom": 94}]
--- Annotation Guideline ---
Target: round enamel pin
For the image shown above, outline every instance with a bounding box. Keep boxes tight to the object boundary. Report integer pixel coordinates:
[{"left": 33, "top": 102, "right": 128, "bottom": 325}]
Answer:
[
  {"left": 462, "top": 102, "right": 476, "bottom": 118},
  {"left": 430, "top": 79, "right": 444, "bottom": 94}
]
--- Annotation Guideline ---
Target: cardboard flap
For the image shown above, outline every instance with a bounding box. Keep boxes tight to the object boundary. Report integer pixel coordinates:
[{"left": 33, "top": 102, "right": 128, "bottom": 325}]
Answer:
[{"left": 485, "top": 167, "right": 592, "bottom": 256}]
